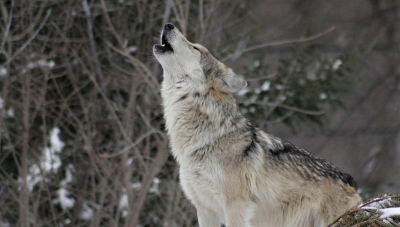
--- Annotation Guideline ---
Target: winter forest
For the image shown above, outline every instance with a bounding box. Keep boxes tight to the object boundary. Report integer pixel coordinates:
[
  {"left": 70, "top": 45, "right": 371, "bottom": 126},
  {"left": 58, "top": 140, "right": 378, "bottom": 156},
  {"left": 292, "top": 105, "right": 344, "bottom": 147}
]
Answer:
[{"left": 0, "top": 0, "right": 400, "bottom": 226}]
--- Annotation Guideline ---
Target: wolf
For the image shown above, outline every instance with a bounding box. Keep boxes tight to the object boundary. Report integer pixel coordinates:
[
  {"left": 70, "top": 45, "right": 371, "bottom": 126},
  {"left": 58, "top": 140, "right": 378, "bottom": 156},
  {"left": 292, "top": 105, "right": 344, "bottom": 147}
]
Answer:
[{"left": 153, "top": 23, "right": 361, "bottom": 227}]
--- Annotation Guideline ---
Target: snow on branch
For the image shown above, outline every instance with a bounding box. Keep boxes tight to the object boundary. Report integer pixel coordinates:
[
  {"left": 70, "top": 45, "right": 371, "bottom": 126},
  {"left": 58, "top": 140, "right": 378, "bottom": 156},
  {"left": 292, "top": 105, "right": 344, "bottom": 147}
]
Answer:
[{"left": 328, "top": 194, "right": 400, "bottom": 227}]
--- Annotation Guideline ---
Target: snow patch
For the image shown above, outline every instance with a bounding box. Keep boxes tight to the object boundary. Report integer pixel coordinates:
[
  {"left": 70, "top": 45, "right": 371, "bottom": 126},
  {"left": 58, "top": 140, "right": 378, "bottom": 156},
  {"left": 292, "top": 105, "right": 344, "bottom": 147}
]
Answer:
[
  {"left": 249, "top": 95, "right": 257, "bottom": 104},
  {"left": 22, "top": 127, "right": 66, "bottom": 191},
  {"left": 367, "top": 196, "right": 392, "bottom": 208},
  {"left": 127, "top": 46, "right": 137, "bottom": 53},
  {"left": 261, "top": 81, "right": 270, "bottom": 91},
  {"left": 332, "top": 59, "right": 342, "bottom": 71},
  {"left": 42, "top": 128, "right": 65, "bottom": 173},
  {"left": 149, "top": 178, "right": 160, "bottom": 195},
  {"left": 26, "top": 59, "right": 56, "bottom": 70},
  {"left": 7, "top": 108, "right": 14, "bottom": 117},
  {"left": 126, "top": 157, "right": 134, "bottom": 166},
  {"left": 275, "top": 84, "right": 284, "bottom": 90},
  {"left": 121, "top": 210, "right": 128, "bottom": 218},
  {"left": 119, "top": 192, "right": 129, "bottom": 210},
  {"left": 80, "top": 202, "right": 94, "bottom": 220},
  {"left": 50, "top": 128, "right": 65, "bottom": 153},
  {"left": 237, "top": 88, "right": 249, "bottom": 96},
  {"left": 53, "top": 165, "right": 76, "bottom": 210},
  {"left": 55, "top": 188, "right": 75, "bottom": 210},
  {"left": 60, "top": 165, "right": 74, "bottom": 186},
  {"left": 0, "top": 67, "right": 7, "bottom": 77},
  {"left": 25, "top": 165, "right": 42, "bottom": 191},
  {"left": 132, "top": 182, "right": 142, "bottom": 189},
  {"left": 380, "top": 207, "right": 400, "bottom": 219},
  {"left": 278, "top": 95, "right": 287, "bottom": 102}
]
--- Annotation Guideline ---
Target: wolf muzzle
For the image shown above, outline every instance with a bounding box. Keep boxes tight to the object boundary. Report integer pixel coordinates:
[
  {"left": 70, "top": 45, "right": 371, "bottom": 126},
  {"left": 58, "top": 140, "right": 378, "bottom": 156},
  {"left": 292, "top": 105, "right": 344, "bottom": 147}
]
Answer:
[{"left": 154, "top": 23, "right": 175, "bottom": 53}]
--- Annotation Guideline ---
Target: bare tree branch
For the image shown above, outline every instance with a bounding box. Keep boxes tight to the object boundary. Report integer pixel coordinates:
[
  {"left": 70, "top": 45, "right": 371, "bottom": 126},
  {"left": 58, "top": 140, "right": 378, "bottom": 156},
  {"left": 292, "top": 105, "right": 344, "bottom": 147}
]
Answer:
[
  {"left": 0, "top": 0, "right": 13, "bottom": 56},
  {"left": 82, "top": 0, "right": 106, "bottom": 88},
  {"left": 0, "top": 9, "right": 52, "bottom": 68},
  {"left": 253, "top": 101, "right": 325, "bottom": 115},
  {"left": 222, "top": 26, "right": 335, "bottom": 62}
]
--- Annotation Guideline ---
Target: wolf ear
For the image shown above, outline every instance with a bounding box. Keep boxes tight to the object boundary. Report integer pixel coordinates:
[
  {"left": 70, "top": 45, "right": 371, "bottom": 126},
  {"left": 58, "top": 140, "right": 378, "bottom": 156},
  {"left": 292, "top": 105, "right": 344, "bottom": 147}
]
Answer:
[{"left": 216, "top": 69, "right": 247, "bottom": 94}]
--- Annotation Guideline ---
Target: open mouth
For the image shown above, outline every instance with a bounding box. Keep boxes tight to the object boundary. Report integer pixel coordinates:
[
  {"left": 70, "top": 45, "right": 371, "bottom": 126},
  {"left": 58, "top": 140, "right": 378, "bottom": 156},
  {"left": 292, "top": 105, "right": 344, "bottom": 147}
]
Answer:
[
  {"left": 161, "top": 33, "right": 173, "bottom": 52},
  {"left": 154, "top": 32, "right": 174, "bottom": 53}
]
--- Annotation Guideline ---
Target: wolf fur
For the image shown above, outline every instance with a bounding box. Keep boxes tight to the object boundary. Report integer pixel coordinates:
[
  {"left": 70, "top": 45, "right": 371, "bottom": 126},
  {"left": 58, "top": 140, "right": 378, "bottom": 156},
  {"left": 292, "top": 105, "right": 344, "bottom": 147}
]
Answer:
[{"left": 153, "top": 23, "right": 361, "bottom": 227}]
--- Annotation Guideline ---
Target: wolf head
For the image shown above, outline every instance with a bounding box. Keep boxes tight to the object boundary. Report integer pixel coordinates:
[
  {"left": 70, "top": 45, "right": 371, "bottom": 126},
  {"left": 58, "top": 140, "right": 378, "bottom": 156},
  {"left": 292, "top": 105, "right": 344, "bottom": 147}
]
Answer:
[{"left": 153, "top": 23, "right": 247, "bottom": 94}]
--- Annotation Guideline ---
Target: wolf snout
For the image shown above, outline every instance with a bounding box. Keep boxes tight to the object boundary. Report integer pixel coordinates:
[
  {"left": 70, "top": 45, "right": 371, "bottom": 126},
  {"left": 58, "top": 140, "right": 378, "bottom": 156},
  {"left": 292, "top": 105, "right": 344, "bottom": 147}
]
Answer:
[
  {"left": 162, "top": 23, "right": 175, "bottom": 40},
  {"left": 153, "top": 23, "right": 175, "bottom": 54},
  {"left": 164, "top": 23, "right": 175, "bottom": 31}
]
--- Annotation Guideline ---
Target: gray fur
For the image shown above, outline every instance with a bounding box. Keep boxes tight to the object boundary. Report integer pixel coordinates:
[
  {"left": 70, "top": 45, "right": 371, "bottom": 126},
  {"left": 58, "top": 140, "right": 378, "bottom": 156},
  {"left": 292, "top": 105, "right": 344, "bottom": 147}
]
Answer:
[{"left": 154, "top": 23, "right": 361, "bottom": 227}]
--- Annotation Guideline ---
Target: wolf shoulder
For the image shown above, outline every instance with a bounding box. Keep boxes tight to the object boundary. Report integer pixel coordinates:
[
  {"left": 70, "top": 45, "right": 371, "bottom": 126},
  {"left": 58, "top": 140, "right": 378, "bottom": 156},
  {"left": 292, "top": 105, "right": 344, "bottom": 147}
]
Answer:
[{"left": 240, "top": 126, "right": 358, "bottom": 190}]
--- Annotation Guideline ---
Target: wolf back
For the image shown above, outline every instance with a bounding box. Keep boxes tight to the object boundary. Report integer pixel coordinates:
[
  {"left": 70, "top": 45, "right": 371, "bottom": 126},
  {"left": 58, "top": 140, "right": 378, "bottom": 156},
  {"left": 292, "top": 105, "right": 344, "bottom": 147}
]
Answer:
[{"left": 153, "top": 23, "right": 361, "bottom": 227}]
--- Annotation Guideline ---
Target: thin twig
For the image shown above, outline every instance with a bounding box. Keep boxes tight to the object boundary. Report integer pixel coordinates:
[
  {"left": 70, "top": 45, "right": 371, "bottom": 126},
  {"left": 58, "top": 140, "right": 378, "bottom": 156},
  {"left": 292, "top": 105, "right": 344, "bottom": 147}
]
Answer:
[
  {"left": 130, "top": 139, "right": 169, "bottom": 227},
  {"left": 82, "top": 0, "right": 106, "bottom": 88},
  {"left": 68, "top": 46, "right": 148, "bottom": 170},
  {"left": 0, "top": 0, "right": 13, "bottom": 55},
  {"left": 387, "top": 218, "right": 400, "bottom": 227},
  {"left": 266, "top": 111, "right": 294, "bottom": 124},
  {"left": 99, "top": 0, "right": 124, "bottom": 48},
  {"left": 163, "top": 0, "right": 172, "bottom": 25},
  {"left": 99, "top": 130, "right": 165, "bottom": 158},
  {"left": 86, "top": 70, "right": 147, "bottom": 169},
  {"left": 3, "top": 1, "right": 47, "bottom": 42},
  {"left": 243, "top": 26, "right": 335, "bottom": 52},
  {"left": 252, "top": 101, "right": 325, "bottom": 115},
  {"left": 106, "top": 41, "right": 161, "bottom": 99},
  {"left": 0, "top": 9, "right": 52, "bottom": 68},
  {"left": 136, "top": 106, "right": 153, "bottom": 129},
  {"left": 222, "top": 26, "right": 335, "bottom": 62}
]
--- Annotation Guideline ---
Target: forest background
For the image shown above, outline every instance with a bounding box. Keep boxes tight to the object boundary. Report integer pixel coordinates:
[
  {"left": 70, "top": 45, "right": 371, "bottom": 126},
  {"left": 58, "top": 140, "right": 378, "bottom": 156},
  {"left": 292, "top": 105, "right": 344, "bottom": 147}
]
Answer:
[{"left": 0, "top": 0, "right": 399, "bottom": 226}]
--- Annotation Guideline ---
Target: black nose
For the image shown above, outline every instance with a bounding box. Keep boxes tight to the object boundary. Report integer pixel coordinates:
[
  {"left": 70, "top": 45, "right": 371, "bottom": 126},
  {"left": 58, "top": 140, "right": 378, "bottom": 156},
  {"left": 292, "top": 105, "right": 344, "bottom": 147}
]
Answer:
[{"left": 164, "top": 23, "right": 174, "bottom": 30}]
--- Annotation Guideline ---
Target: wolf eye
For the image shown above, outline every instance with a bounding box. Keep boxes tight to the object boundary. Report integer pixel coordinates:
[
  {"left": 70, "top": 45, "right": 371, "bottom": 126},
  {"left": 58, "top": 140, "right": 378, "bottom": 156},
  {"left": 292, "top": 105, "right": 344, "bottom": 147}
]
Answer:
[{"left": 193, "top": 46, "right": 200, "bottom": 51}]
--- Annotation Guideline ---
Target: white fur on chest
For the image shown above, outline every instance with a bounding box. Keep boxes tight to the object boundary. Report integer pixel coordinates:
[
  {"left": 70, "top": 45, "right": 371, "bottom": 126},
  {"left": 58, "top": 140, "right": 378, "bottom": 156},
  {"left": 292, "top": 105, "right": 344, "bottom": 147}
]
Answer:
[
  {"left": 161, "top": 77, "right": 239, "bottom": 160},
  {"left": 179, "top": 158, "right": 227, "bottom": 223}
]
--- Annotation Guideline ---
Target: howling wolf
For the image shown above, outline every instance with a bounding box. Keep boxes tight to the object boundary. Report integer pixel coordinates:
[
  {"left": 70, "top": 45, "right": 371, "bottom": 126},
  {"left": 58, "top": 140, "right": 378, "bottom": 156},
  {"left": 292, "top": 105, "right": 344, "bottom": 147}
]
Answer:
[{"left": 153, "top": 23, "right": 361, "bottom": 227}]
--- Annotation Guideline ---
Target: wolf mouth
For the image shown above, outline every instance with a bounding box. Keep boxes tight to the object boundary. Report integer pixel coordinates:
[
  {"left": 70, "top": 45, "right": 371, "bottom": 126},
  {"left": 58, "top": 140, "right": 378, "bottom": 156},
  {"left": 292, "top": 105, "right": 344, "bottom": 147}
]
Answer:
[
  {"left": 161, "top": 33, "right": 173, "bottom": 52},
  {"left": 154, "top": 27, "right": 174, "bottom": 53}
]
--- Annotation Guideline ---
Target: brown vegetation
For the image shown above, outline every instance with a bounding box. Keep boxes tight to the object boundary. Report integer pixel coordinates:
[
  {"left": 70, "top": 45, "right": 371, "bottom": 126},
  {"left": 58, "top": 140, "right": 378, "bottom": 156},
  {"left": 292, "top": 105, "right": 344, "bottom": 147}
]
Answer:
[{"left": 0, "top": 0, "right": 398, "bottom": 226}]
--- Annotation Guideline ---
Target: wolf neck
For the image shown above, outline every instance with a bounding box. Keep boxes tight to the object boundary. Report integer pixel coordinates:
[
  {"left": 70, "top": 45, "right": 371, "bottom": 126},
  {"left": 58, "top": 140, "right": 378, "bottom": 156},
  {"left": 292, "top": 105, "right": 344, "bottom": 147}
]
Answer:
[{"left": 161, "top": 79, "right": 248, "bottom": 160}]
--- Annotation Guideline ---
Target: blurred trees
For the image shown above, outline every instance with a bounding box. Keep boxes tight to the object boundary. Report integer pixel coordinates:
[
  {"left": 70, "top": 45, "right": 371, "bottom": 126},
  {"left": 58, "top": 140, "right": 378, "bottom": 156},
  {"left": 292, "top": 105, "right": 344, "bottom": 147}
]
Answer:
[{"left": 0, "top": 0, "right": 392, "bottom": 226}]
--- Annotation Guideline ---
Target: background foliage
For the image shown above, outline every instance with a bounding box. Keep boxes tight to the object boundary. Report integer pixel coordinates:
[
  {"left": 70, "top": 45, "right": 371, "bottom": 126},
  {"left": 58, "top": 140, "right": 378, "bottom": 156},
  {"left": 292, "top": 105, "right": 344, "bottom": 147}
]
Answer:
[{"left": 0, "top": 0, "right": 398, "bottom": 226}]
